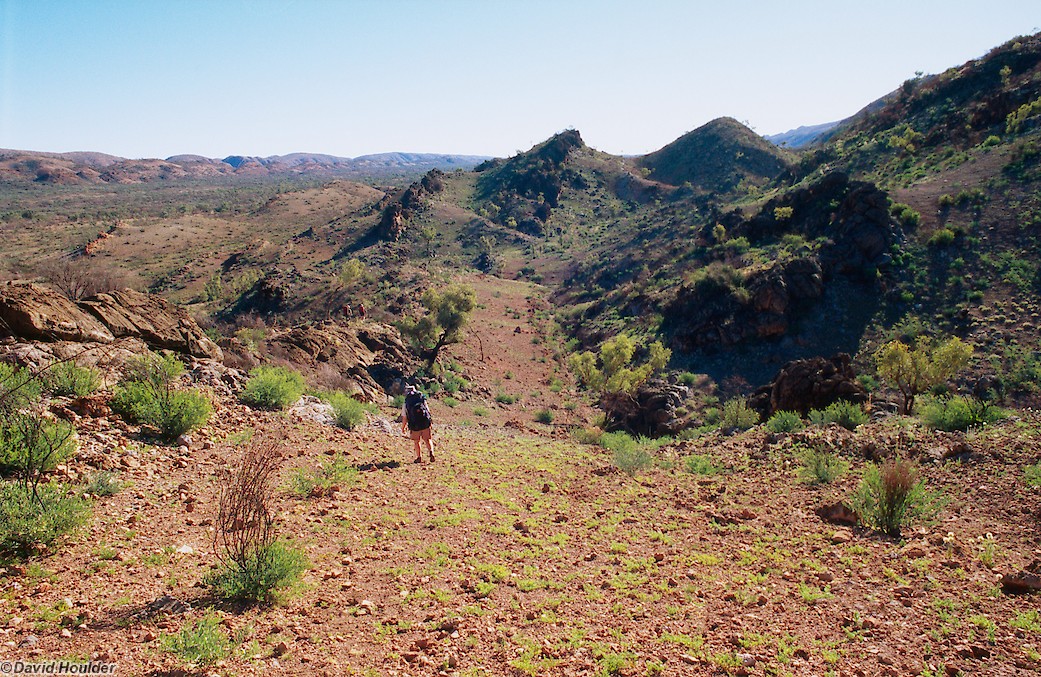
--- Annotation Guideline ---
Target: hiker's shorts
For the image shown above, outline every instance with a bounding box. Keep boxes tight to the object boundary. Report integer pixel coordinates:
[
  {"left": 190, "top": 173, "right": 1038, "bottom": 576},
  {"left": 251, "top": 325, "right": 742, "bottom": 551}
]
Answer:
[{"left": 410, "top": 427, "right": 431, "bottom": 441}]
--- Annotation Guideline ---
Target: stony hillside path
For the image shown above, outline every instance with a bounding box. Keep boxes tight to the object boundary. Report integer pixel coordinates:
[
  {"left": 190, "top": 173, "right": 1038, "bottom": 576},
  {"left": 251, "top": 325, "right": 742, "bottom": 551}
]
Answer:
[{"left": 2, "top": 276, "right": 1041, "bottom": 675}]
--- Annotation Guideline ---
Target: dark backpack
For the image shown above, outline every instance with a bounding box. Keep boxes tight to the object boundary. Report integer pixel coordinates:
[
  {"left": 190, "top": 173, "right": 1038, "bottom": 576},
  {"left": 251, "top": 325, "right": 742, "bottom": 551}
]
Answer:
[{"left": 404, "top": 392, "right": 432, "bottom": 431}]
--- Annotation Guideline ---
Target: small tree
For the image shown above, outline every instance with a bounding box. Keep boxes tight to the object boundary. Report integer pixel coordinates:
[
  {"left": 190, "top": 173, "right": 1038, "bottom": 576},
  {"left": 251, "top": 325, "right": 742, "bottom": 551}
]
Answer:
[
  {"left": 400, "top": 284, "right": 476, "bottom": 369},
  {"left": 875, "top": 337, "right": 972, "bottom": 414},
  {"left": 568, "top": 334, "right": 671, "bottom": 425}
]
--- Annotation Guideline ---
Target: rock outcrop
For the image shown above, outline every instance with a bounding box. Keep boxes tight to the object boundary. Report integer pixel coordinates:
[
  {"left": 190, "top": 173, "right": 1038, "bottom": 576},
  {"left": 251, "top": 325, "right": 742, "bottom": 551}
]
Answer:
[
  {"left": 0, "top": 282, "right": 221, "bottom": 360},
  {"left": 79, "top": 289, "right": 222, "bottom": 359},
  {"left": 264, "top": 321, "right": 412, "bottom": 402},
  {"left": 377, "top": 169, "right": 446, "bottom": 241},
  {"left": 0, "top": 282, "right": 114, "bottom": 343},
  {"left": 748, "top": 354, "right": 867, "bottom": 418},
  {"left": 606, "top": 379, "right": 692, "bottom": 438}
]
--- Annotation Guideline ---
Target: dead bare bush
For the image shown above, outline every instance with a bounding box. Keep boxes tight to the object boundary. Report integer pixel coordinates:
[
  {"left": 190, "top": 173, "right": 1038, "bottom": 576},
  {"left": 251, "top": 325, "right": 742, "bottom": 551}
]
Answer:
[{"left": 39, "top": 257, "right": 127, "bottom": 300}]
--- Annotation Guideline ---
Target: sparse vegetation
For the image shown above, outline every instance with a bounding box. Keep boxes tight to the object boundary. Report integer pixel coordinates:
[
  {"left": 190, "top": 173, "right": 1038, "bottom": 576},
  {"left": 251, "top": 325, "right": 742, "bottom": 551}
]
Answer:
[
  {"left": 765, "top": 410, "right": 803, "bottom": 433},
  {"left": 851, "top": 457, "right": 943, "bottom": 537},
  {"left": 808, "top": 400, "right": 868, "bottom": 430},
  {"left": 325, "top": 391, "right": 376, "bottom": 430},
  {"left": 239, "top": 365, "right": 305, "bottom": 410},
  {"left": 111, "top": 353, "right": 211, "bottom": 440}
]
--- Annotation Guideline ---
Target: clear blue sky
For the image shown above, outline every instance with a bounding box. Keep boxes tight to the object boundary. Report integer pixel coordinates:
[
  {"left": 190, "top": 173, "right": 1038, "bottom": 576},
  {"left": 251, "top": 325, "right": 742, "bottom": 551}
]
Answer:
[{"left": 2, "top": 0, "right": 1039, "bottom": 159}]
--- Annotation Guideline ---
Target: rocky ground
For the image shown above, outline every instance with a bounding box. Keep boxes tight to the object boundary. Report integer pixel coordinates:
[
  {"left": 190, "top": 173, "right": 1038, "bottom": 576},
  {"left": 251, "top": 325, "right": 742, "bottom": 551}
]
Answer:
[{"left": 1, "top": 278, "right": 1041, "bottom": 677}]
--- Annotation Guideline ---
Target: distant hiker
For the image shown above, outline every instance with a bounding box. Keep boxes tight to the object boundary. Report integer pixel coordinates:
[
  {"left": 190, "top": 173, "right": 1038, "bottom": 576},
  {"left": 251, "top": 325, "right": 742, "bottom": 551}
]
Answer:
[
  {"left": 402, "top": 384, "right": 435, "bottom": 463},
  {"left": 357, "top": 302, "right": 366, "bottom": 318},
  {"left": 342, "top": 303, "right": 353, "bottom": 320}
]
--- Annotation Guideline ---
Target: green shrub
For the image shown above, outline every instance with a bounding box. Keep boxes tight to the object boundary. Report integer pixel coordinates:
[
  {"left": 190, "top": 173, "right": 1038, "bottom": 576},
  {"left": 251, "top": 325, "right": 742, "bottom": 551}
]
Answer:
[
  {"left": 84, "top": 470, "right": 122, "bottom": 497},
  {"left": 0, "top": 413, "right": 77, "bottom": 475},
  {"left": 796, "top": 448, "right": 849, "bottom": 485},
  {"left": 602, "top": 432, "right": 653, "bottom": 476},
  {"left": 205, "top": 540, "right": 309, "bottom": 603},
  {"left": 111, "top": 354, "right": 211, "bottom": 440},
  {"left": 765, "top": 410, "right": 803, "bottom": 433},
  {"left": 443, "top": 373, "right": 469, "bottom": 394},
  {"left": 719, "top": 398, "right": 759, "bottom": 432},
  {"left": 1025, "top": 462, "right": 1041, "bottom": 488},
  {"left": 495, "top": 392, "right": 520, "bottom": 404},
  {"left": 808, "top": 400, "right": 867, "bottom": 430},
  {"left": 890, "top": 203, "right": 921, "bottom": 228},
  {"left": 325, "top": 391, "right": 375, "bottom": 430},
  {"left": 0, "top": 362, "right": 42, "bottom": 412},
  {"left": 239, "top": 365, "right": 305, "bottom": 410},
  {"left": 677, "top": 372, "right": 698, "bottom": 387},
  {"left": 44, "top": 362, "right": 101, "bottom": 397},
  {"left": 534, "top": 409, "right": 554, "bottom": 424},
  {"left": 928, "top": 228, "right": 956, "bottom": 247},
  {"left": 574, "top": 427, "right": 603, "bottom": 445},
  {"left": 289, "top": 455, "right": 358, "bottom": 498},
  {"left": 684, "top": 454, "right": 723, "bottom": 475},
  {"left": 0, "top": 481, "right": 90, "bottom": 556},
  {"left": 391, "top": 394, "right": 405, "bottom": 408},
  {"left": 161, "top": 613, "right": 232, "bottom": 667},
  {"left": 917, "top": 395, "right": 1007, "bottom": 431},
  {"left": 159, "top": 391, "right": 213, "bottom": 440},
  {"left": 851, "top": 458, "right": 943, "bottom": 537}
]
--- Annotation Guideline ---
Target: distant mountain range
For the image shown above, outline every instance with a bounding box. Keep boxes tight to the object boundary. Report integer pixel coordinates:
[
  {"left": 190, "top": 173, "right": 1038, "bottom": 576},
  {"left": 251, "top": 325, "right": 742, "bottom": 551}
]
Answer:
[
  {"left": 764, "top": 121, "right": 841, "bottom": 148},
  {"left": 0, "top": 149, "right": 491, "bottom": 185}
]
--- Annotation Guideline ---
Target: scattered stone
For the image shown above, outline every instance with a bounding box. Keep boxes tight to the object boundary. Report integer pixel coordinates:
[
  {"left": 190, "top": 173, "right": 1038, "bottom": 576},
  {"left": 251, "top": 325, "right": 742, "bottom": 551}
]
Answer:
[
  {"left": 272, "top": 641, "right": 290, "bottom": 657},
  {"left": 830, "top": 529, "right": 853, "bottom": 544},
  {"left": 1001, "top": 560, "right": 1041, "bottom": 594},
  {"left": 817, "top": 502, "right": 859, "bottom": 526}
]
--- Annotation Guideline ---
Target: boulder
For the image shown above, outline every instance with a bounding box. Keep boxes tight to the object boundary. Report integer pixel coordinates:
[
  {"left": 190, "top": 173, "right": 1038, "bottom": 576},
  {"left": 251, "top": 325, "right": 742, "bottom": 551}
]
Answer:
[
  {"left": 748, "top": 353, "right": 867, "bottom": 417},
  {"left": 605, "top": 378, "right": 691, "bottom": 437},
  {"left": 78, "top": 289, "right": 222, "bottom": 359},
  {"left": 0, "top": 282, "right": 114, "bottom": 343},
  {"left": 0, "top": 282, "right": 221, "bottom": 361},
  {"left": 264, "top": 321, "right": 411, "bottom": 402}
]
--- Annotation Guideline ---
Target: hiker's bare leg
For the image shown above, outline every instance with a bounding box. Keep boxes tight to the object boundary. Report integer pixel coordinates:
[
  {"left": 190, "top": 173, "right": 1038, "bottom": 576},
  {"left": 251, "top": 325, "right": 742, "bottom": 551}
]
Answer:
[
  {"left": 426, "top": 436, "right": 435, "bottom": 462},
  {"left": 412, "top": 438, "right": 422, "bottom": 462}
]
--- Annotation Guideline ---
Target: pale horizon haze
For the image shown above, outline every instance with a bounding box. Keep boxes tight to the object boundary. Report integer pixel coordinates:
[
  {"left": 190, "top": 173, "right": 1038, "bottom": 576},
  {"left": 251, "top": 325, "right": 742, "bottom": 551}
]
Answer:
[{"left": 2, "top": 0, "right": 1039, "bottom": 160}]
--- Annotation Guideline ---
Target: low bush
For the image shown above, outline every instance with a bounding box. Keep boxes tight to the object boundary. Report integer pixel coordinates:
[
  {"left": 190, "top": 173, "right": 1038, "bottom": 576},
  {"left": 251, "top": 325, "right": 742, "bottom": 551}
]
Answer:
[
  {"left": 206, "top": 540, "right": 309, "bottom": 604},
  {"left": 574, "top": 427, "right": 603, "bottom": 445},
  {"left": 289, "top": 455, "right": 358, "bottom": 498},
  {"left": 1025, "top": 462, "right": 1041, "bottom": 488},
  {"left": 602, "top": 432, "right": 654, "bottom": 476},
  {"left": 325, "top": 391, "right": 375, "bottom": 430},
  {"left": 0, "top": 481, "right": 91, "bottom": 556},
  {"left": 495, "top": 392, "right": 520, "bottom": 404},
  {"left": 765, "top": 410, "right": 803, "bottom": 433},
  {"left": 84, "top": 470, "right": 122, "bottom": 497},
  {"left": 111, "top": 354, "right": 211, "bottom": 440},
  {"left": 808, "top": 400, "right": 867, "bottom": 430},
  {"left": 917, "top": 395, "right": 1007, "bottom": 431},
  {"left": 719, "top": 398, "right": 759, "bottom": 432},
  {"left": 0, "top": 363, "right": 42, "bottom": 412},
  {"left": 44, "top": 362, "right": 101, "bottom": 397},
  {"left": 534, "top": 409, "right": 554, "bottom": 424},
  {"left": 850, "top": 457, "right": 943, "bottom": 537},
  {"left": 0, "top": 413, "right": 77, "bottom": 475},
  {"left": 796, "top": 448, "right": 849, "bottom": 485},
  {"left": 239, "top": 366, "right": 305, "bottom": 410},
  {"left": 160, "top": 614, "right": 232, "bottom": 667},
  {"left": 684, "top": 454, "right": 723, "bottom": 475}
]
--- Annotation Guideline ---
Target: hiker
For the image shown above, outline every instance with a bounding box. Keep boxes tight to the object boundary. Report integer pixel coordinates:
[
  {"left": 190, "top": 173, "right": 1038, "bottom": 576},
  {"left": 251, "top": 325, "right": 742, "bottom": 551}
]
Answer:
[
  {"left": 357, "top": 302, "right": 366, "bottom": 318},
  {"left": 401, "top": 384, "right": 435, "bottom": 463},
  {"left": 342, "top": 303, "right": 353, "bottom": 320}
]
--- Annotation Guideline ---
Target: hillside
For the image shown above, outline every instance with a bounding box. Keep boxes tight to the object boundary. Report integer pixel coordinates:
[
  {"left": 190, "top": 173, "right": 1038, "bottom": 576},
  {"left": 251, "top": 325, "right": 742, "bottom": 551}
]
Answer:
[
  {"left": 637, "top": 117, "right": 794, "bottom": 193},
  {"left": 1, "top": 277, "right": 1041, "bottom": 676}
]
